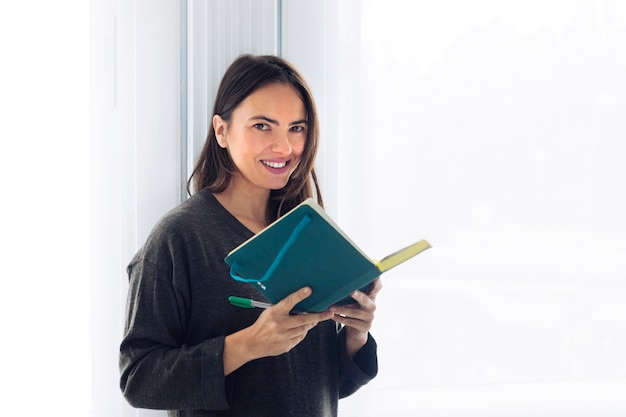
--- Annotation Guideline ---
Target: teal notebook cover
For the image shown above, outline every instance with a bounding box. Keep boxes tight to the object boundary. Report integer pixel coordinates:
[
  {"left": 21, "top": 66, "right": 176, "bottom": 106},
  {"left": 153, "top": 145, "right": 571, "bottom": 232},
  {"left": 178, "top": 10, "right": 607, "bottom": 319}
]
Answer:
[{"left": 224, "top": 198, "right": 431, "bottom": 313}]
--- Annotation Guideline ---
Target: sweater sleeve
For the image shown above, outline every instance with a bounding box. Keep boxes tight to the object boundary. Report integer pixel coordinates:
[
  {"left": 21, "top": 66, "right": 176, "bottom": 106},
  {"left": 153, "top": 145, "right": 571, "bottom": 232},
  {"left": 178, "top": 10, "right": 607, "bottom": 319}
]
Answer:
[
  {"left": 337, "top": 327, "right": 379, "bottom": 398},
  {"left": 119, "top": 257, "right": 231, "bottom": 411}
]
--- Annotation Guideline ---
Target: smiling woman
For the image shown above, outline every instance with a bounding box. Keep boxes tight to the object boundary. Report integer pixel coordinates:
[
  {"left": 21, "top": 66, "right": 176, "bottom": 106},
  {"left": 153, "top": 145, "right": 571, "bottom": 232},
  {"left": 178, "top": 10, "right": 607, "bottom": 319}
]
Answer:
[
  {"left": 212, "top": 82, "right": 308, "bottom": 204},
  {"left": 119, "top": 54, "right": 380, "bottom": 417},
  {"left": 187, "top": 55, "right": 323, "bottom": 224}
]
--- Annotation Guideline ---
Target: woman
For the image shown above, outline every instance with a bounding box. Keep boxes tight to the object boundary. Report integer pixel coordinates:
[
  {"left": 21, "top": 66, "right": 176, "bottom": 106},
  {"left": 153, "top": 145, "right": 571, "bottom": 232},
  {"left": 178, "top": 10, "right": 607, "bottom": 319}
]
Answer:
[{"left": 119, "top": 54, "right": 381, "bottom": 417}]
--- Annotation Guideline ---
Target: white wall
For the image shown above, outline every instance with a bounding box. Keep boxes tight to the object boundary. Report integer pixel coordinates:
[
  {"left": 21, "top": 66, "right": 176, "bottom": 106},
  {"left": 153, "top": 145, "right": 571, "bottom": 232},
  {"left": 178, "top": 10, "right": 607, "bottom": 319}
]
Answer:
[
  {"left": 91, "top": 1, "right": 182, "bottom": 416},
  {"left": 1, "top": 1, "right": 91, "bottom": 415}
]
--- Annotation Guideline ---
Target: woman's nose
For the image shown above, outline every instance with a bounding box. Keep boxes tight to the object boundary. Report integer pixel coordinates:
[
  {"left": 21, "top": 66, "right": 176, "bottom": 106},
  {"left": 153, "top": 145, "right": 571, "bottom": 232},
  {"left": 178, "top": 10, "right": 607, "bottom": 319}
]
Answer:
[{"left": 271, "top": 132, "right": 293, "bottom": 154}]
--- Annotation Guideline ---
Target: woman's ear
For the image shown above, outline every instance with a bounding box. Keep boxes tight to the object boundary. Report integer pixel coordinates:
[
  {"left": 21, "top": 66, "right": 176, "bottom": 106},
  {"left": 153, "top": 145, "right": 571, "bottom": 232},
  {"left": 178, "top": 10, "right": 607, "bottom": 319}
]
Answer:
[{"left": 213, "top": 114, "right": 228, "bottom": 148}]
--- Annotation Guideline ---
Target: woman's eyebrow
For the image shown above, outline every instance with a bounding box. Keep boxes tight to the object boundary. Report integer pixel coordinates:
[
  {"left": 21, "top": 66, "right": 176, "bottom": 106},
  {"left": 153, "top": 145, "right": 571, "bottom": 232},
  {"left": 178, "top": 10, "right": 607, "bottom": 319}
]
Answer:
[
  {"left": 249, "top": 115, "right": 308, "bottom": 126},
  {"left": 250, "top": 115, "right": 279, "bottom": 125}
]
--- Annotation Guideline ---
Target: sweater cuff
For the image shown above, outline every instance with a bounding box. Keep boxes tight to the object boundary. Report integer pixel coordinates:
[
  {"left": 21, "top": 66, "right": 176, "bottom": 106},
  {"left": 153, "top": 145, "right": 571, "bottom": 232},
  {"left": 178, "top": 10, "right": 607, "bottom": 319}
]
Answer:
[
  {"left": 352, "top": 333, "right": 378, "bottom": 377},
  {"left": 200, "top": 336, "right": 231, "bottom": 410},
  {"left": 339, "top": 328, "right": 378, "bottom": 379}
]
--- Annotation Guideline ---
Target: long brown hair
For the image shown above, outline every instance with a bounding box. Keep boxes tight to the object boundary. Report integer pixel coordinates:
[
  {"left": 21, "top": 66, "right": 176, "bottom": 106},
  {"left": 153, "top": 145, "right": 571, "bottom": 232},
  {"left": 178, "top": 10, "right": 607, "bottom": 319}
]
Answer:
[{"left": 187, "top": 54, "right": 324, "bottom": 222}]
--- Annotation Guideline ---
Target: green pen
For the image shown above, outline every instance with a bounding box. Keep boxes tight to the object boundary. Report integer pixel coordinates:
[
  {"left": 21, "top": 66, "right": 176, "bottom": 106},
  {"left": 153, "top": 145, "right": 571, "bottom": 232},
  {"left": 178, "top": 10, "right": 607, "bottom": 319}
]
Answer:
[
  {"left": 228, "top": 296, "right": 273, "bottom": 310},
  {"left": 228, "top": 296, "right": 306, "bottom": 314}
]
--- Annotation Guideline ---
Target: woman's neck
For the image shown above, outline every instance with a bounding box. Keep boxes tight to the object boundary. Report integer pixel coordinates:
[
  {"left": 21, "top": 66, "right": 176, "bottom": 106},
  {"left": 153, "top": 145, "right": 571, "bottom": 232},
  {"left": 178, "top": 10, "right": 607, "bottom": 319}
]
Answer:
[{"left": 213, "top": 185, "right": 270, "bottom": 233}]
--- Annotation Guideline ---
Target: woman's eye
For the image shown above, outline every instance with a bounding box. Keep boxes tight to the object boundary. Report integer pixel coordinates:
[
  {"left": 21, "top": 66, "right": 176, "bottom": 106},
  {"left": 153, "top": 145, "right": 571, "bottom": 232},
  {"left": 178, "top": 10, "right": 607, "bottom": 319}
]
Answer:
[
  {"left": 290, "top": 125, "right": 306, "bottom": 133},
  {"left": 253, "top": 123, "right": 270, "bottom": 131}
]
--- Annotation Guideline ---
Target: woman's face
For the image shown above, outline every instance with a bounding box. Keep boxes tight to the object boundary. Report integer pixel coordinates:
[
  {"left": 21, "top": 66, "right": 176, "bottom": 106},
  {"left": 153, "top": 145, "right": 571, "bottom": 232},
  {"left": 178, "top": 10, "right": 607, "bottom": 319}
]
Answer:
[{"left": 214, "top": 82, "right": 307, "bottom": 195}]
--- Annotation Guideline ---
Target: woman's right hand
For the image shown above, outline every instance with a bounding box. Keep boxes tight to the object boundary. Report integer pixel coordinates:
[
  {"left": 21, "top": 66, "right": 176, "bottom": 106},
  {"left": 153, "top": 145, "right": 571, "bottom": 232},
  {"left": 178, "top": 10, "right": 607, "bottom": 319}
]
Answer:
[{"left": 223, "top": 287, "right": 333, "bottom": 375}]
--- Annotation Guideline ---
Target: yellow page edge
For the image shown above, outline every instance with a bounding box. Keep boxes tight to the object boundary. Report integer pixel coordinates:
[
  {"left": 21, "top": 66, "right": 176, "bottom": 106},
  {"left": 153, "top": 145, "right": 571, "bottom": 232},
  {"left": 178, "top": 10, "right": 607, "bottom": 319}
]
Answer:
[{"left": 375, "top": 239, "right": 432, "bottom": 272}]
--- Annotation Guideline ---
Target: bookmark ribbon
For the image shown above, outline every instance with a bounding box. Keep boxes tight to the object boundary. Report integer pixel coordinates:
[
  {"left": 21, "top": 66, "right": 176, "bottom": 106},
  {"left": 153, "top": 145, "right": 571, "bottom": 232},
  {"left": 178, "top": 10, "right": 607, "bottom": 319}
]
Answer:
[{"left": 230, "top": 213, "right": 312, "bottom": 283}]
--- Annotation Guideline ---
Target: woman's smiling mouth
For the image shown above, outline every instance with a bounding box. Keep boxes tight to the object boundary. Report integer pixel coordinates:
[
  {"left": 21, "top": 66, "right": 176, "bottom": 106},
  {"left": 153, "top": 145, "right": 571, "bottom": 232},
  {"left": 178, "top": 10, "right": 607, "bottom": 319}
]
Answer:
[{"left": 261, "top": 160, "right": 288, "bottom": 169}]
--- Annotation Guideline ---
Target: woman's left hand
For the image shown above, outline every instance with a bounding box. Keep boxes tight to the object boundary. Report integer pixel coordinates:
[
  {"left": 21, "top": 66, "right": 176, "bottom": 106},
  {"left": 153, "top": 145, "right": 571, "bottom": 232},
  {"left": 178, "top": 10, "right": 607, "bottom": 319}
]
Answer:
[{"left": 329, "top": 277, "right": 382, "bottom": 357}]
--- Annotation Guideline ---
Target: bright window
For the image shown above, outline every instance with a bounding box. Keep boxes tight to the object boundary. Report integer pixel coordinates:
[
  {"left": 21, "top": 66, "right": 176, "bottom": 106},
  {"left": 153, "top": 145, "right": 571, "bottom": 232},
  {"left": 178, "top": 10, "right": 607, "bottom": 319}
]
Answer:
[{"left": 337, "top": 1, "right": 626, "bottom": 415}]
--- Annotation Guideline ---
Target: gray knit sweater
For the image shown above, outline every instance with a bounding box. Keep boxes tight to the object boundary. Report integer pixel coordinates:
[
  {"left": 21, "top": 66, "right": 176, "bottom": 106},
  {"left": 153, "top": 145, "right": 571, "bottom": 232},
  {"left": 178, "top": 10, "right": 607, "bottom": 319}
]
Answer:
[{"left": 119, "top": 190, "right": 378, "bottom": 417}]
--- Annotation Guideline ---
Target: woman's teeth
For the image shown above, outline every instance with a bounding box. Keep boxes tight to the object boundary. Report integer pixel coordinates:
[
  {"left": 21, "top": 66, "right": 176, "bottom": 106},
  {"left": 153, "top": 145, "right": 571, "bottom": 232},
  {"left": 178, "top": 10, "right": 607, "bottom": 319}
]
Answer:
[{"left": 262, "top": 161, "right": 287, "bottom": 169}]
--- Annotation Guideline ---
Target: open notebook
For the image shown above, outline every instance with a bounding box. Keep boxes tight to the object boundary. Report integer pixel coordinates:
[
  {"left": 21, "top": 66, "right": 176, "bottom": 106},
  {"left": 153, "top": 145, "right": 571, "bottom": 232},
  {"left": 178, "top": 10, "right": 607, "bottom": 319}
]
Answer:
[{"left": 225, "top": 198, "right": 431, "bottom": 313}]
